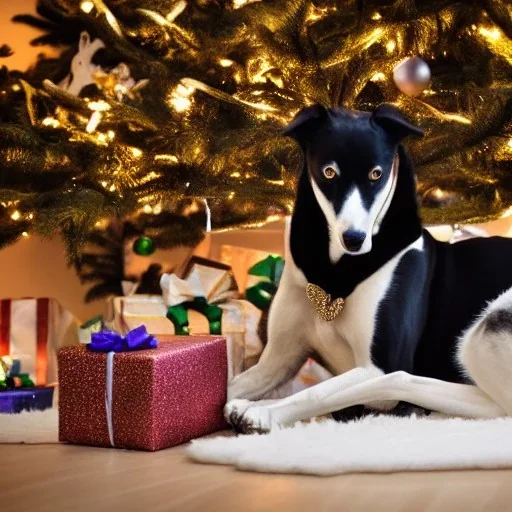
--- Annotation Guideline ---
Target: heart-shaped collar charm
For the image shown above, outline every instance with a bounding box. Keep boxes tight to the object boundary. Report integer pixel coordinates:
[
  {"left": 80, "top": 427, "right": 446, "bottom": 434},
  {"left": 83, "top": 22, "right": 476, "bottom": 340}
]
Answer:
[{"left": 306, "top": 283, "right": 345, "bottom": 321}]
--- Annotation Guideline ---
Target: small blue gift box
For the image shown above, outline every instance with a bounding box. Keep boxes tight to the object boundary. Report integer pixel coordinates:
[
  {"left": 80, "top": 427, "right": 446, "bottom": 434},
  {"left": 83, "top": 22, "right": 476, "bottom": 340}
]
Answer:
[{"left": 0, "top": 387, "right": 54, "bottom": 414}]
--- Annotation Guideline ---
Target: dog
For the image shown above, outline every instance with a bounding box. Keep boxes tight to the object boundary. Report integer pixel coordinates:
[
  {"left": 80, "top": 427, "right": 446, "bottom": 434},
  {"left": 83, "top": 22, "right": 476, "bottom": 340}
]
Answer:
[{"left": 225, "top": 103, "right": 512, "bottom": 434}]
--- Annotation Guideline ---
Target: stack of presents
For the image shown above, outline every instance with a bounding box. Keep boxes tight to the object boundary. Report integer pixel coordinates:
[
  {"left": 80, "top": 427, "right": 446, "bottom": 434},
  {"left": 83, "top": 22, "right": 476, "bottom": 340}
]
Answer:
[{"left": 0, "top": 245, "right": 331, "bottom": 451}]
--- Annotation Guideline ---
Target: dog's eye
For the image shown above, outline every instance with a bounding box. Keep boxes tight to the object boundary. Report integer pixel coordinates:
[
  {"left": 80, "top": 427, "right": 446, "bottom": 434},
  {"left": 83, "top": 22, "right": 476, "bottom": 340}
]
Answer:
[
  {"left": 323, "top": 166, "right": 337, "bottom": 180},
  {"left": 369, "top": 167, "right": 383, "bottom": 181}
]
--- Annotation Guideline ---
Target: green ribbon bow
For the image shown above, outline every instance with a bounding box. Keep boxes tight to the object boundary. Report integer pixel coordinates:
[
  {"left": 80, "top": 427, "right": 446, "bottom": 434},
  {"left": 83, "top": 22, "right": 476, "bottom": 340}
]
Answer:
[
  {"left": 245, "top": 255, "right": 285, "bottom": 311},
  {"left": 166, "top": 297, "right": 222, "bottom": 336},
  {"left": 0, "top": 357, "right": 34, "bottom": 390}
]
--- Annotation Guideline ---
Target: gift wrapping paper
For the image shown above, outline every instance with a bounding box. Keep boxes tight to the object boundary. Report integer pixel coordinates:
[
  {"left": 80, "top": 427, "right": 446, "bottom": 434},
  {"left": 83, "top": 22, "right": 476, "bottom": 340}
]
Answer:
[
  {"left": 0, "top": 298, "right": 79, "bottom": 385},
  {"left": 58, "top": 335, "right": 227, "bottom": 451}
]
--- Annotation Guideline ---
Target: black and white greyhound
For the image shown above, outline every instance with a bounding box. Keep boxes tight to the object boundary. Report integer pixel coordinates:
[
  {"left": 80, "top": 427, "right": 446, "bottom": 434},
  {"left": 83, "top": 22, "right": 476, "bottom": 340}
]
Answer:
[{"left": 225, "top": 103, "right": 512, "bottom": 433}]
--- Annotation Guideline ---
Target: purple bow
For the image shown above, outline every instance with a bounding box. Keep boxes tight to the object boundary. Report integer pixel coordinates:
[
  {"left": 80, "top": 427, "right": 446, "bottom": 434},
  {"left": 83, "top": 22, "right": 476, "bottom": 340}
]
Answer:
[{"left": 87, "top": 325, "right": 158, "bottom": 353}]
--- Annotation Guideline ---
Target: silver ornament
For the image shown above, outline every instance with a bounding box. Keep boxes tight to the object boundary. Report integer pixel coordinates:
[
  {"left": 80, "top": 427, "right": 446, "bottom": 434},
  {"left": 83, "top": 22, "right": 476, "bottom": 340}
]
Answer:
[{"left": 393, "top": 56, "right": 431, "bottom": 97}]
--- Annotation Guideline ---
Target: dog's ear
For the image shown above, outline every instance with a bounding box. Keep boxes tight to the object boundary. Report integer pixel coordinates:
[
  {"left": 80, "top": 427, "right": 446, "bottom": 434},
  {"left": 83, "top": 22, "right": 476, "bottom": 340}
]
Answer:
[
  {"left": 371, "top": 104, "right": 423, "bottom": 143},
  {"left": 282, "top": 104, "right": 329, "bottom": 148}
]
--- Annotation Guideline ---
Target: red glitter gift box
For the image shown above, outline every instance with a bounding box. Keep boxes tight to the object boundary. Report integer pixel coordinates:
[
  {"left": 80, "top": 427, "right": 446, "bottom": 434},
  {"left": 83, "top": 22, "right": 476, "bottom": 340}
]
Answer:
[{"left": 58, "top": 335, "right": 227, "bottom": 451}]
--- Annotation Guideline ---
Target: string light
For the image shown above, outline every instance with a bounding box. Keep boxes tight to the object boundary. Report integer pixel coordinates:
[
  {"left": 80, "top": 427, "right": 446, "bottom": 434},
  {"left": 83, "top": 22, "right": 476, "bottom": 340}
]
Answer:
[
  {"left": 168, "top": 84, "right": 195, "bottom": 112},
  {"left": 371, "top": 72, "right": 386, "bottom": 81},
  {"left": 372, "top": 12, "right": 382, "bottom": 20},
  {"left": 232, "top": 0, "right": 260, "bottom": 8},
  {"left": 130, "top": 147, "right": 143, "bottom": 158},
  {"left": 143, "top": 204, "right": 153, "bottom": 214},
  {"left": 88, "top": 100, "right": 111, "bottom": 112},
  {"left": 219, "top": 59, "right": 234, "bottom": 67},
  {"left": 154, "top": 154, "right": 179, "bottom": 163},
  {"left": 80, "top": 1, "right": 94, "bottom": 13},
  {"left": 95, "top": 219, "right": 108, "bottom": 229},
  {"left": 479, "top": 27, "right": 501, "bottom": 41},
  {"left": 386, "top": 40, "right": 396, "bottom": 53},
  {"left": 42, "top": 117, "right": 60, "bottom": 128},
  {"left": 11, "top": 211, "right": 20, "bottom": 221},
  {"left": 21, "top": 232, "right": 29, "bottom": 238},
  {"left": 86, "top": 112, "right": 102, "bottom": 133}
]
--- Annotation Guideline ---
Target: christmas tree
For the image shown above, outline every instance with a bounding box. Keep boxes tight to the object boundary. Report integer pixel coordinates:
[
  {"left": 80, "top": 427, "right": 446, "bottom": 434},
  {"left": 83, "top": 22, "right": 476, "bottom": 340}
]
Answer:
[{"left": 1, "top": 0, "right": 511, "bottom": 264}]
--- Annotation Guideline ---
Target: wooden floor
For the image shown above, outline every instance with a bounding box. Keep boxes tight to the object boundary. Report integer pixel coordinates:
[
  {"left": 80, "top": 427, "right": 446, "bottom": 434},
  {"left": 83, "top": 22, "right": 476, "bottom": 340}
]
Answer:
[{"left": 2, "top": 443, "right": 512, "bottom": 512}]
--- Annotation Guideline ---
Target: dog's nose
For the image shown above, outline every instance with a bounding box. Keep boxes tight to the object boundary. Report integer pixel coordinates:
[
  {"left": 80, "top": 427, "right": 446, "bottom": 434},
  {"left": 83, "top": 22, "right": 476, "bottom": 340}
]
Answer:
[{"left": 342, "top": 230, "right": 366, "bottom": 252}]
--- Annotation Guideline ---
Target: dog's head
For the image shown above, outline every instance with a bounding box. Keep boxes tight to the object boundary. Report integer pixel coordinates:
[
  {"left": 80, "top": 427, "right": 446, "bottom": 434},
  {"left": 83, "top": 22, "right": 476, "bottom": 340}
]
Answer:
[{"left": 283, "top": 104, "right": 423, "bottom": 261}]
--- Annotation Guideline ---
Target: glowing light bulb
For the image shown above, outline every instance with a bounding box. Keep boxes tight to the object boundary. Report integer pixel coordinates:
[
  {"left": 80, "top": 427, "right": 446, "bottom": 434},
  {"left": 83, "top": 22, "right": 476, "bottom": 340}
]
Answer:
[
  {"left": 371, "top": 12, "right": 382, "bottom": 20},
  {"left": 220, "top": 59, "right": 234, "bottom": 67},
  {"left": 168, "top": 84, "right": 195, "bottom": 113},
  {"left": 80, "top": 1, "right": 94, "bottom": 13},
  {"left": 21, "top": 232, "right": 29, "bottom": 238},
  {"left": 11, "top": 211, "right": 21, "bottom": 221},
  {"left": 386, "top": 40, "right": 396, "bottom": 53},
  {"left": 42, "top": 117, "right": 60, "bottom": 128},
  {"left": 143, "top": 204, "right": 153, "bottom": 214},
  {"left": 479, "top": 27, "right": 501, "bottom": 40},
  {"left": 28, "top": 213, "right": 34, "bottom": 220},
  {"left": 173, "top": 98, "right": 191, "bottom": 112},
  {"left": 130, "top": 147, "right": 143, "bottom": 158},
  {"left": 371, "top": 72, "right": 386, "bottom": 82},
  {"left": 109, "top": 184, "right": 116, "bottom": 192},
  {"left": 86, "top": 111, "right": 102, "bottom": 133},
  {"left": 88, "top": 100, "right": 111, "bottom": 112},
  {"left": 153, "top": 204, "right": 162, "bottom": 215},
  {"left": 101, "top": 181, "right": 108, "bottom": 188}
]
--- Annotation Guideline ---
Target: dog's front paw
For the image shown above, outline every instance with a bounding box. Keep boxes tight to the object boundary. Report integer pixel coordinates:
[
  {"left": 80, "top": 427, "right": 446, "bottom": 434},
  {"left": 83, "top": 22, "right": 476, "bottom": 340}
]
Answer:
[
  {"left": 224, "top": 399, "right": 272, "bottom": 434},
  {"left": 224, "top": 399, "right": 253, "bottom": 426}
]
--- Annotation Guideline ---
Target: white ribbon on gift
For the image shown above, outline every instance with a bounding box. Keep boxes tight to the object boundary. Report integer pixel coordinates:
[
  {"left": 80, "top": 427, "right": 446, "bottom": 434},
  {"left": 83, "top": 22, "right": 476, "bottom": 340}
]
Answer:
[
  {"left": 160, "top": 267, "right": 238, "bottom": 307},
  {"left": 105, "top": 351, "right": 116, "bottom": 447},
  {"left": 160, "top": 269, "right": 205, "bottom": 307}
]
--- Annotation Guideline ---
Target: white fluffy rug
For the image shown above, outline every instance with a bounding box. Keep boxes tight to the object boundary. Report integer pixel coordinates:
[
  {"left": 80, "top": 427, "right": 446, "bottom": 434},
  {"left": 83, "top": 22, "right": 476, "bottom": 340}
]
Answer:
[
  {"left": 0, "top": 409, "right": 58, "bottom": 444},
  {"left": 188, "top": 415, "right": 512, "bottom": 476}
]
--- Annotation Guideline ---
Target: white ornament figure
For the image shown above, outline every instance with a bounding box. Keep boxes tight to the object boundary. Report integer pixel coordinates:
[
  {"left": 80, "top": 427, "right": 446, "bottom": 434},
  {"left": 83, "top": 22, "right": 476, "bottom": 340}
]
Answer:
[{"left": 60, "top": 32, "right": 105, "bottom": 96}]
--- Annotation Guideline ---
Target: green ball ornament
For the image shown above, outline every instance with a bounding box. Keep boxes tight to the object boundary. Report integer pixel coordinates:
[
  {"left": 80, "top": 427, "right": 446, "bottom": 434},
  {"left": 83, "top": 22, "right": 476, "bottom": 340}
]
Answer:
[{"left": 133, "top": 236, "right": 156, "bottom": 256}]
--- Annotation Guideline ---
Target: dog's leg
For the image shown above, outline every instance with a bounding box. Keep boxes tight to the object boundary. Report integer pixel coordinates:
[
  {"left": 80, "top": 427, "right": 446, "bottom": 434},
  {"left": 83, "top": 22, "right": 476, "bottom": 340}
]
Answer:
[
  {"left": 239, "top": 371, "right": 505, "bottom": 432},
  {"left": 230, "top": 366, "right": 383, "bottom": 432},
  {"left": 225, "top": 269, "right": 312, "bottom": 427}
]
